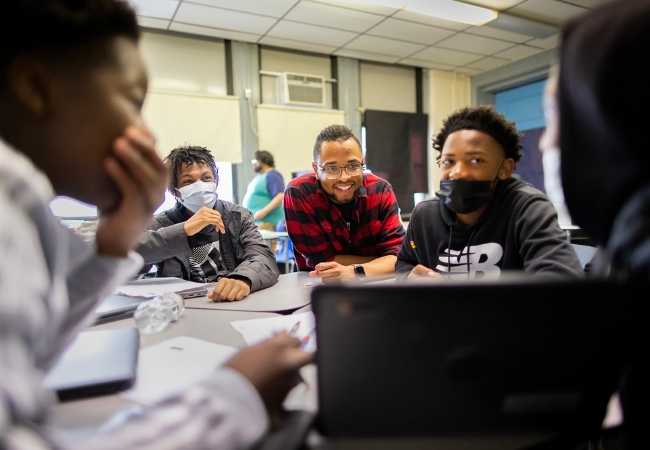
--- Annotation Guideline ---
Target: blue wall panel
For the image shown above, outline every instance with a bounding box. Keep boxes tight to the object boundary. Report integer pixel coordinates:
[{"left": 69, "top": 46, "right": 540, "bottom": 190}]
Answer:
[{"left": 494, "top": 80, "right": 546, "bottom": 131}]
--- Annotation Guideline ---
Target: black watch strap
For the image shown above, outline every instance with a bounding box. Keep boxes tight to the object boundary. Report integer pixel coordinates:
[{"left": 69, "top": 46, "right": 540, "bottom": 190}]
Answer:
[{"left": 353, "top": 264, "right": 366, "bottom": 280}]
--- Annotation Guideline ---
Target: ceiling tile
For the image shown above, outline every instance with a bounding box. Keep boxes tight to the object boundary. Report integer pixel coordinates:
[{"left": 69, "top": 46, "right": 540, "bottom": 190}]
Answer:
[
  {"left": 392, "top": 10, "right": 471, "bottom": 31},
  {"left": 344, "top": 35, "right": 426, "bottom": 58},
  {"left": 128, "top": 0, "right": 179, "bottom": 20},
  {"left": 526, "top": 33, "right": 560, "bottom": 49},
  {"left": 169, "top": 22, "right": 261, "bottom": 42},
  {"left": 334, "top": 48, "right": 400, "bottom": 64},
  {"left": 437, "top": 33, "right": 514, "bottom": 54},
  {"left": 137, "top": 16, "right": 170, "bottom": 29},
  {"left": 463, "top": 24, "right": 532, "bottom": 43},
  {"left": 494, "top": 44, "right": 542, "bottom": 60},
  {"left": 366, "top": 18, "right": 455, "bottom": 45},
  {"left": 410, "top": 46, "right": 482, "bottom": 65},
  {"left": 284, "top": 1, "right": 384, "bottom": 32},
  {"left": 465, "top": 56, "right": 509, "bottom": 70},
  {"left": 174, "top": 3, "right": 277, "bottom": 34},
  {"left": 267, "top": 20, "right": 358, "bottom": 47},
  {"left": 259, "top": 36, "right": 337, "bottom": 55},
  {"left": 399, "top": 58, "right": 456, "bottom": 71},
  {"left": 308, "top": 0, "right": 397, "bottom": 15},
  {"left": 185, "top": 0, "right": 297, "bottom": 18},
  {"left": 510, "top": 0, "right": 588, "bottom": 26},
  {"left": 455, "top": 67, "right": 483, "bottom": 75}
]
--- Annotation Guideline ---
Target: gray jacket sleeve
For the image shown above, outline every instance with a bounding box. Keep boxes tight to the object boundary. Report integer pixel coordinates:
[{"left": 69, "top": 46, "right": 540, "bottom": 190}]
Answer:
[
  {"left": 228, "top": 209, "right": 280, "bottom": 293},
  {"left": 135, "top": 221, "right": 191, "bottom": 265}
]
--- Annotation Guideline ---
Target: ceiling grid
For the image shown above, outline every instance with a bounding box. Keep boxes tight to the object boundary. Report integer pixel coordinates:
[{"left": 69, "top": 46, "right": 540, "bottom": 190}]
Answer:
[{"left": 128, "top": 0, "right": 610, "bottom": 75}]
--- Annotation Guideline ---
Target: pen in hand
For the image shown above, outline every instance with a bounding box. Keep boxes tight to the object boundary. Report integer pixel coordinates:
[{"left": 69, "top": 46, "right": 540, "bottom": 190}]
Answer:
[
  {"left": 300, "top": 327, "right": 315, "bottom": 349},
  {"left": 287, "top": 321, "right": 301, "bottom": 336}
]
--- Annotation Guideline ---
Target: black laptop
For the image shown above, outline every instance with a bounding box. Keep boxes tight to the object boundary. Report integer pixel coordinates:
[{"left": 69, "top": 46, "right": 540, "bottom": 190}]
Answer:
[
  {"left": 312, "top": 280, "right": 630, "bottom": 447},
  {"left": 43, "top": 327, "right": 139, "bottom": 401}
]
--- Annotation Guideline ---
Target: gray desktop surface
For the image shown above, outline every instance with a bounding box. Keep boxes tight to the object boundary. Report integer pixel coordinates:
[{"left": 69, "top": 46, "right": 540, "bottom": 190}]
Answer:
[
  {"left": 48, "top": 309, "right": 281, "bottom": 439},
  {"left": 184, "top": 271, "right": 315, "bottom": 313}
]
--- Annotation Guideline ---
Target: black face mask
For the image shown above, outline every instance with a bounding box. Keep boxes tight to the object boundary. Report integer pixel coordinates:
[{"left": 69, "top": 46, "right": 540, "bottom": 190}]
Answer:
[{"left": 436, "top": 180, "right": 493, "bottom": 214}]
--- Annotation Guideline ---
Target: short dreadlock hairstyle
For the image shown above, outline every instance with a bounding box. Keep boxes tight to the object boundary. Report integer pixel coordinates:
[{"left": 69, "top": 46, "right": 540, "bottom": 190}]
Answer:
[
  {"left": 313, "top": 124, "right": 362, "bottom": 162},
  {"left": 433, "top": 106, "right": 523, "bottom": 163},
  {"left": 1, "top": 0, "right": 140, "bottom": 89},
  {"left": 165, "top": 145, "right": 219, "bottom": 194}
]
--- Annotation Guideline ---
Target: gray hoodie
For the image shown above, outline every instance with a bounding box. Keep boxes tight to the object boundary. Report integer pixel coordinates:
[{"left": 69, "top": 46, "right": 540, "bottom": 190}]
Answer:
[{"left": 396, "top": 176, "right": 583, "bottom": 281}]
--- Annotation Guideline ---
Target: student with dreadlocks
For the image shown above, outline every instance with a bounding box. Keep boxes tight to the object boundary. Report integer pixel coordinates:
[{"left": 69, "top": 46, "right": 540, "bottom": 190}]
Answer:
[
  {"left": 136, "top": 145, "right": 279, "bottom": 301},
  {"left": 395, "top": 106, "right": 582, "bottom": 282}
]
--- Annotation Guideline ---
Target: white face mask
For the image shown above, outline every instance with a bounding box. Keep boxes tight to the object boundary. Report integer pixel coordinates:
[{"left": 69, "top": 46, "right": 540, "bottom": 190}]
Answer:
[
  {"left": 540, "top": 73, "right": 572, "bottom": 226},
  {"left": 177, "top": 181, "right": 217, "bottom": 213},
  {"left": 542, "top": 146, "right": 572, "bottom": 226}
]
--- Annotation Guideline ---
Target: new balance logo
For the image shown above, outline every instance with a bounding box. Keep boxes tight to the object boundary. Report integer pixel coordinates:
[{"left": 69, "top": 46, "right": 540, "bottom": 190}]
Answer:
[{"left": 435, "top": 243, "right": 503, "bottom": 281}]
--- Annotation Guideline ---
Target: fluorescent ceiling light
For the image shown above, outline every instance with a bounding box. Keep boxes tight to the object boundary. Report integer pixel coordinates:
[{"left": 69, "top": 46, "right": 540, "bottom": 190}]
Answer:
[{"left": 360, "top": 0, "right": 498, "bottom": 25}]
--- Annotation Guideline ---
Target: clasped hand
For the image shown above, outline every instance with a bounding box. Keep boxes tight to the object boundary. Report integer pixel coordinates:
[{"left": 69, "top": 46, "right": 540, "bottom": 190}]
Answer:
[{"left": 184, "top": 207, "right": 226, "bottom": 236}]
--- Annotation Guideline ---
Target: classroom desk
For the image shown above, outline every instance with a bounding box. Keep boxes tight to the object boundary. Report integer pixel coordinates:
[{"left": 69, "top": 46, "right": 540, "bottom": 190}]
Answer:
[
  {"left": 48, "top": 308, "right": 311, "bottom": 443},
  {"left": 259, "top": 229, "right": 289, "bottom": 240},
  {"left": 185, "top": 271, "right": 315, "bottom": 313}
]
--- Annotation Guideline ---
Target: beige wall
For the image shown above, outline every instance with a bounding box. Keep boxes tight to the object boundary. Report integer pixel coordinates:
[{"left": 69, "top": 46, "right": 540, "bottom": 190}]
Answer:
[
  {"left": 360, "top": 62, "right": 417, "bottom": 113},
  {"left": 140, "top": 31, "right": 227, "bottom": 95},
  {"left": 257, "top": 105, "right": 345, "bottom": 183},
  {"left": 139, "top": 32, "right": 243, "bottom": 164},
  {"left": 427, "top": 70, "right": 471, "bottom": 194}
]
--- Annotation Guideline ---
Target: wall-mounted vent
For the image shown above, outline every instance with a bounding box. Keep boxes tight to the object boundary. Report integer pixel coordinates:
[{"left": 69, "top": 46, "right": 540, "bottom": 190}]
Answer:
[{"left": 282, "top": 72, "right": 326, "bottom": 107}]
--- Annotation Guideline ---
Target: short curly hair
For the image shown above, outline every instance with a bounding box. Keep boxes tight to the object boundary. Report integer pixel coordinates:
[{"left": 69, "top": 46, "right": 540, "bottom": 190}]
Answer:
[
  {"left": 433, "top": 106, "right": 522, "bottom": 163},
  {"left": 165, "top": 145, "right": 219, "bottom": 194},
  {"left": 313, "top": 124, "right": 362, "bottom": 162},
  {"left": 1, "top": 0, "right": 139, "bottom": 89},
  {"left": 255, "top": 150, "right": 275, "bottom": 168}
]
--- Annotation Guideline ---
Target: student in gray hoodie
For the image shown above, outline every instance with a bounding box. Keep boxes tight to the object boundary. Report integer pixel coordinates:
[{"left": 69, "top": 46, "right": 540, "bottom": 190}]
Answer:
[{"left": 396, "top": 106, "right": 583, "bottom": 282}]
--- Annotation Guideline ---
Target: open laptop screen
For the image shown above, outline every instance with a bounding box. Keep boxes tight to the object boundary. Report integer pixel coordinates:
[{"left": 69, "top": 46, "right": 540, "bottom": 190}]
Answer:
[{"left": 313, "top": 280, "right": 629, "bottom": 441}]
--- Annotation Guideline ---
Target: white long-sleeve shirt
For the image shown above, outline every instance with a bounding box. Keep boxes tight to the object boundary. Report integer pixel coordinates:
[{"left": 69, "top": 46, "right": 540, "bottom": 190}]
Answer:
[{"left": 0, "top": 138, "right": 268, "bottom": 450}]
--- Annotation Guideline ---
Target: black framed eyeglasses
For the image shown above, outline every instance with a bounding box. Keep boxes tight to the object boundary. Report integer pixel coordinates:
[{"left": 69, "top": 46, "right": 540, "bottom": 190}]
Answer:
[{"left": 315, "top": 162, "right": 365, "bottom": 179}]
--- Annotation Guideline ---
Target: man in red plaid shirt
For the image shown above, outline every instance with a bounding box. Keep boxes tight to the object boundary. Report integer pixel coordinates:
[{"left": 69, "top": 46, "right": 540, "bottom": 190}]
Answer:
[{"left": 283, "top": 124, "right": 405, "bottom": 282}]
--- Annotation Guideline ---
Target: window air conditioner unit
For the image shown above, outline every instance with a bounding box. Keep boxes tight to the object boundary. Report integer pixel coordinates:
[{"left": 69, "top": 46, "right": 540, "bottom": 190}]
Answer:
[{"left": 281, "top": 72, "right": 326, "bottom": 108}]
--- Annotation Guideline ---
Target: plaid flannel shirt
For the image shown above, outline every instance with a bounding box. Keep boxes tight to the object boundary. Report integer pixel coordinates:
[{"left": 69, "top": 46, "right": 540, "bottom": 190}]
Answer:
[{"left": 283, "top": 173, "right": 405, "bottom": 270}]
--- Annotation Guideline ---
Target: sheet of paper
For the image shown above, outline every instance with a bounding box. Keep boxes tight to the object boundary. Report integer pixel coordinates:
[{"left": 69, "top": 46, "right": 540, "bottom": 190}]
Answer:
[
  {"left": 230, "top": 311, "right": 316, "bottom": 352},
  {"left": 116, "top": 277, "right": 207, "bottom": 299},
  {"left": 121, "top": 336, "right": 238, "bottom": 405}
]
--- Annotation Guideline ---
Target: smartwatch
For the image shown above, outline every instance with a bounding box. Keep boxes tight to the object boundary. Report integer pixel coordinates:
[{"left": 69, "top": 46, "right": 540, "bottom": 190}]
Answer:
[{"left": 353, "top": 264, "right": 366, "bottom": 281}]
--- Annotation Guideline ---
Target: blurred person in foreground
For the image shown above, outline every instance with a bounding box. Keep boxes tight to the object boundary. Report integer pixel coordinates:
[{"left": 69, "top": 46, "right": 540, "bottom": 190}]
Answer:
[
  {"left": 541, "top": 0, "right": 650, "bottom": 446},
  {"left": 0, "top": 0, "right": 311, "bottom": 448}
]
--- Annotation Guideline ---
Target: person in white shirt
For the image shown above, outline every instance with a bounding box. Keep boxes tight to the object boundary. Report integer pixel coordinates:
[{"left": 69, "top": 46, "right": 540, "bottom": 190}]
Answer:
[{"left": 0, "top": 1, "right": 311, "bottom": 449}]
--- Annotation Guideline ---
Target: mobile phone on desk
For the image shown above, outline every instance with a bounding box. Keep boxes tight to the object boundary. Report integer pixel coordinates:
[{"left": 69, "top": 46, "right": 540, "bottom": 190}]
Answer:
[{"left": 179, "top": 288, "right": 208, "bottom": 299}]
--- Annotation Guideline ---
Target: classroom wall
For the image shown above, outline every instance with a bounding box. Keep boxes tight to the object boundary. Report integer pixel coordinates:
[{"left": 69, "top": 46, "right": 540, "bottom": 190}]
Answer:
[
  {"left": 139, "top": 31, "right": 238, "bottom": 203},
  {"left": 428, "top": 70, "right": 471, "bottom": 194},
  {"left": 139, "top": 31, "right": 240, "bottom": 163},
  {"left": 137, "top": 29, "right": 475, "bottom": 203},
  {"left": 360, "top": 62, "right": 417, "bottom": 113}
]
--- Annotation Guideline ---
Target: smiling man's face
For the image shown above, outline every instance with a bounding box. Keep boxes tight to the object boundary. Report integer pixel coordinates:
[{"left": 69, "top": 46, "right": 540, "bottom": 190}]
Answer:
[{"left": 312, "top": 138, "right": 364, "bottom": 205}]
